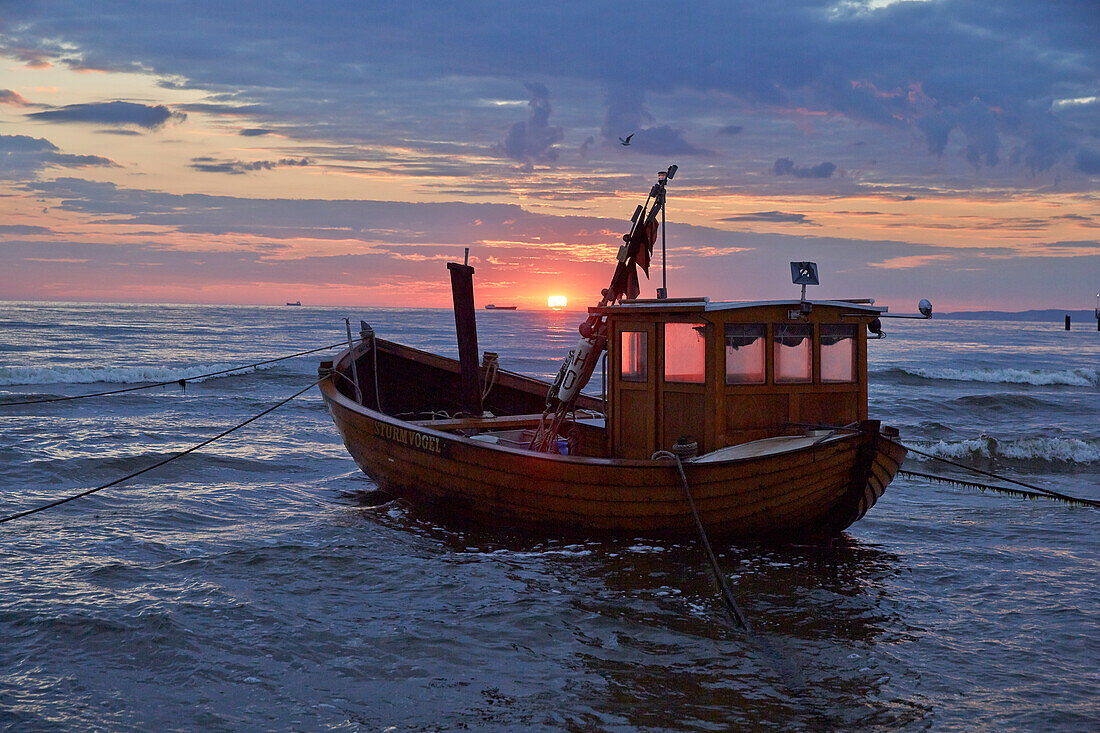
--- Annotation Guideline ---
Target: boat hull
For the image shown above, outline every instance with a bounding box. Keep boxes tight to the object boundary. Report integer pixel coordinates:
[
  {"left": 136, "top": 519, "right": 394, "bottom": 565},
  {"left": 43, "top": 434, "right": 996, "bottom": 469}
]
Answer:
[{"left": 319, "top": 355, "right": 905, "bottom": 540}]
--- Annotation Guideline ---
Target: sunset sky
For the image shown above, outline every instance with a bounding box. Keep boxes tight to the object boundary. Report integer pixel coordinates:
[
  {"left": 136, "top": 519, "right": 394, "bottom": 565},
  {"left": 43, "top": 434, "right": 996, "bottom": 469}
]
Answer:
[{"left": 1, "top": 1, "right": 1097, "bottom": 310}]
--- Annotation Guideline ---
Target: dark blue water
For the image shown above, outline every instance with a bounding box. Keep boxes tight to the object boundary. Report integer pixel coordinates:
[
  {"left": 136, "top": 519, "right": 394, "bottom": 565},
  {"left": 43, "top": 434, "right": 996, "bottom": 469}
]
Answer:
[{"left": 1, "top": 302, "right": 1097, "bottom": 731}]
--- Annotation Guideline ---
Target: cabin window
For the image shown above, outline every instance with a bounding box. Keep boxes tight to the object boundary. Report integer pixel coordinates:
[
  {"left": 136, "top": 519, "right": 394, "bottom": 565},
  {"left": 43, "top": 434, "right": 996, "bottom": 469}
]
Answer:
[
  {"left": 773, "top": 323, "right": 812, "bottom": 383},
  {"left": 725, "top": 324, "right": 765, "bottom": 384},
  {"left": 620, "top": 331, "right": 648, "bottom": 381},
  {"left": 663, "top": 322, "right": 706, "bottom": 383},
  {"left": 820, "top": 324, "right": 857, "bottom": 383}
]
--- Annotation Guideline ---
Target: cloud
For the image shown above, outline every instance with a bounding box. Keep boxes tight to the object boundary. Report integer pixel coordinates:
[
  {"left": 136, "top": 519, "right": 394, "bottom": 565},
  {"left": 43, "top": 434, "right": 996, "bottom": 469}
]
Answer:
[
  {"left": 601, "top": 84, "right": 708, "bottom": 155},
  {"left": 0, "top": 89, "right": 30, "bottom": 106},
  {"left": 492, "top": 82, "right": 564, "bottom": 164},
  {"left": 718, "top": 125, "right": 743, "bottom": 135},
  {"left": 26, "top": 101, "right": 185, "bottom": 129},
  {"left": 1006, "top": 104, "right": 1074, "bottom": 173},
  {"left": 0, "top": 224, "right": 52, "bottom": 236},
  {"left": 1074, "top": 149, "right": 1100, "bottom": 175},
  {"left": 773, "top": 158, "right": 836, "bottom": 179},
  {"left": 176, "top": 102, "right": 268, "bottom": 116},
  {"left": 0, "top": 134, "right": 116, "bottom": 179},
  {"left": 1052, "top": 214, "right": 1097, "bottom": 227},
  {"left": 721, "top": 211, "right": 815, "bottom": 225},
  {"left": 2, "top": 2, "right": 1095, "bottom": 190},
  {"left": 956, "top": 99, "right": 1000, "bottom": 168},
  {"left": 627, "top": 125, "right": 709, "bottom": 156},
  {"left": 2, "top": 46, "right": 52, "bottom": 69},
  {"left": 917, "top": 113, "right": 953, "bottom": 156},
  {"left": 239, "top": 128, "right": 273, "bottom": 137},
  {"left": 22, "top": 177, "right": 630, "bottom": 250},
  {"left": 0, "top": 135, "right": 55, "bottom": 154},
  {"left": 189, "top": 156, "right": 311, "bottom": 174},
  {"left": 602, "top": 84, "right": 651, "bottom": 143},
  {"left": 11, "top": 177, "right": 1100, "bottom": 309},
  {"left": 914, "top": 96, "right": 1080, "bottom": 172}
]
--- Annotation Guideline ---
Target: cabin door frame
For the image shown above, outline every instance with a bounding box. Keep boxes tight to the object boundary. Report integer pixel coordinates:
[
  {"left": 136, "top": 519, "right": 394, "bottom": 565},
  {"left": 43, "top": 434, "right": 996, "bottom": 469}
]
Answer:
[
  {"left": 610, "top": 321, "right": 657, "bottom": 459},
  {"left": 655, "top": 318, "right": 710, "bottom": 454}
]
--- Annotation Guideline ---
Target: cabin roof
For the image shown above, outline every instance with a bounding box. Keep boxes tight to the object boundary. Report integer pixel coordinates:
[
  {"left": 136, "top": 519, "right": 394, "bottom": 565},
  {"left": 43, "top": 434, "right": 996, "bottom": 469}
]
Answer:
[{"left": 589, "top": 298, "right": 887, "bottom": 316}]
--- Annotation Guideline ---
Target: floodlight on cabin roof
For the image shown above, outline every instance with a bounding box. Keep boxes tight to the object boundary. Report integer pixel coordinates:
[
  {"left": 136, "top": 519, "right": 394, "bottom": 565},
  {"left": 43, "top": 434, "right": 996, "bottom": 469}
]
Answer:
[
  {"left": 790, "top": 261, "right": 819, "bottom": 286},
  {"left": 790, "top": 261, "right": 819, "bottom": 316}
]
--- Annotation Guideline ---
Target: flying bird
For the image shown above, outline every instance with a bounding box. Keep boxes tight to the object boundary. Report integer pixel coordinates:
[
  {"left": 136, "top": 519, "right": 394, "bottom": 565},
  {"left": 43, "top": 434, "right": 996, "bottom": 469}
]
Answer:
[{"left": 619, "top": 133, "right": 634, "bottom": 146}]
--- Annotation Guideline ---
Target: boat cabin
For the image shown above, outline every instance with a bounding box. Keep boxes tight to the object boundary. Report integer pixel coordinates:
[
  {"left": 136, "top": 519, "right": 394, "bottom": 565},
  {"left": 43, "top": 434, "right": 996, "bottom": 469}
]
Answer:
[
  {"left": 329, "top": 266, "right": 887, "bottom": 463},
  {"left": 595, "top": 297, "right": 884, "bottom": 459}
]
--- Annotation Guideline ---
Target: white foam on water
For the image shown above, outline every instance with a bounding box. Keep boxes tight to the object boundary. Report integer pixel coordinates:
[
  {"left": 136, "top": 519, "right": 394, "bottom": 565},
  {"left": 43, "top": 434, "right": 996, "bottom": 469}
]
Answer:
[
  {"left": 0, "top": 362, "right": 276, "bottom": 386},
  {"left": 899, "top": 366, "right": 1099, "bottom": 387},
  {"left": 626, "top": 544, "right": 668, "bottom": 554},
  {"left": 914, "top": 436, "right": 1100, "bottom": 464}
]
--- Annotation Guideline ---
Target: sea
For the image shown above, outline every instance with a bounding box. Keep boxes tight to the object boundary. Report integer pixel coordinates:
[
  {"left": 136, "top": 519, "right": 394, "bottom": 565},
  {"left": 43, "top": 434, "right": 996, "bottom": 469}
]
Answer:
[{"left": 1, "top": 301, "right": 1097, "bottom": 732}]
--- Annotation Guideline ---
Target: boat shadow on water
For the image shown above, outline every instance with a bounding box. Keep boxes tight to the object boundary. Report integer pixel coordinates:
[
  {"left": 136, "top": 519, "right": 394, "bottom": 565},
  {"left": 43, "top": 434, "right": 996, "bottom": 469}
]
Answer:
[
  {"left": 335, "top": 474, "right": 909, "bottom": 649},
  {"left": 337, "top": 487, "right": 929, "bottom": 728}
]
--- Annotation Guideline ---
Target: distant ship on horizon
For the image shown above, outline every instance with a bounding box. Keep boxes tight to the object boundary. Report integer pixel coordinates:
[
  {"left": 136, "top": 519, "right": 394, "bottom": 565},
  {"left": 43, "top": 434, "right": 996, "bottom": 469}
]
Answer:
[
  {"left": 286, "top": 301, "right": 302, "bottom": 306},
  {"left": 484, "top": 304, "right": 517, "bottom": 310}
]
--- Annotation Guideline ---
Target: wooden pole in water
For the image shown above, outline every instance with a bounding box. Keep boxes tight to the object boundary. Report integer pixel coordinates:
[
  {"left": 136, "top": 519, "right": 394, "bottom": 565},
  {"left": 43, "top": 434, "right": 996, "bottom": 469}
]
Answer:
[
  {"left": 1065, "top": 314, "right": 1071, "bottom": 330},
  {"left": 448, "top": 260, "right": 483, "bottom": 417}
]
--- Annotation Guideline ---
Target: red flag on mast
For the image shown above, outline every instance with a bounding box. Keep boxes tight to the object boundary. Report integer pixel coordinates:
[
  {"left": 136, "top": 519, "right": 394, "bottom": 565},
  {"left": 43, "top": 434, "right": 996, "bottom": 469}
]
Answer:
[{"left": 608, "top": 211, "right": 659, "bottom": 301}]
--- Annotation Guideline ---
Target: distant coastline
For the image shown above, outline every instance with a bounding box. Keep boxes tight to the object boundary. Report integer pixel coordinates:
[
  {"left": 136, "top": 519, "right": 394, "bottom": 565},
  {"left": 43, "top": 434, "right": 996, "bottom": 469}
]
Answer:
[
  {"left": 0, "top": 301, "right": 1095, "bottom": 322},
  {"left": 940, "top": 309, "right": 1095, "bottom": 322}
]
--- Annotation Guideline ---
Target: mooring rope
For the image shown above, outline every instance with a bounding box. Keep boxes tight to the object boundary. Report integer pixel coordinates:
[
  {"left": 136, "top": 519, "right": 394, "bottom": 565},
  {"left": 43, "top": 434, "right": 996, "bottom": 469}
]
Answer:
[
  {"left": 0, "top": 341, "right": 349, "bottom": 407},
  {"left": 650, "top": 451, "right": 829, "bottom": 720},
  {"left": 886, "top": 438, "right": 1100, "bottom": 508},
  {"left": 0, "top": 377, "right": 324, "bottom": 525},
  {"left": 896, "top": 469, "right": 1097, "bottom": 506},
  {"left": 652, "top": 450, "right": 750, "bottom": 631}
]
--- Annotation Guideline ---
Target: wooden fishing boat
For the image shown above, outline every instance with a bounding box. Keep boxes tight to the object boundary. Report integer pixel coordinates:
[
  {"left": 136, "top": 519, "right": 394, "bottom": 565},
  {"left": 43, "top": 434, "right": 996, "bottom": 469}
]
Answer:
[{"left": 319, "top": 169, "right": 913, "bottom": 540}]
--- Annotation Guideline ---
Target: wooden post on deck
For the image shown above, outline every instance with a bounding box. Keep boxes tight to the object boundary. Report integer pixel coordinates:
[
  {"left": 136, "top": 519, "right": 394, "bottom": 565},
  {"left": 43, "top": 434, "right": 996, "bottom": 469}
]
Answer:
[{"left": 448, "top": 261, "right": 484, "bottom": 417}]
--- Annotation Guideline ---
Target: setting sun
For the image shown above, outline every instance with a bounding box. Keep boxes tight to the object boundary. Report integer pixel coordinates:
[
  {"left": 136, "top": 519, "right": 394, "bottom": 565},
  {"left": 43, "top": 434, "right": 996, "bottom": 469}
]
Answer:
[{"left": 547, "top": 295, "right": 568, "bottom": 310}]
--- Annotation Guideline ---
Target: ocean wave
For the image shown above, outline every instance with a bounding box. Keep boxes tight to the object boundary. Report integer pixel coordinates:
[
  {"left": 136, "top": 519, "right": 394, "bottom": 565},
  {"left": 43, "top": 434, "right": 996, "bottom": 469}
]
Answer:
[
  {"left": 887, "top": 366, "right": 1099, "bottom": 387},
  {"left": 947, "top": 394, "right": 1059, "bottom": 410},
  {"left": 912, "top": 436, "right": 1100, "bottom": 465},
  {"left": 0, "top": 362, "right": 277, "bottom": 386},
  {"left": 34, "top": 451, "right": 293, "bottom": 480}
]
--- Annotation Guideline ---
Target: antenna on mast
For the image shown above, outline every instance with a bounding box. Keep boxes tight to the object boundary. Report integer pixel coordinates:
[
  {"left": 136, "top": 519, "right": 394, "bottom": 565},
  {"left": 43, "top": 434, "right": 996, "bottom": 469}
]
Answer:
[{"left": 656, "top": 164, "right": 677, "bottom": 300}]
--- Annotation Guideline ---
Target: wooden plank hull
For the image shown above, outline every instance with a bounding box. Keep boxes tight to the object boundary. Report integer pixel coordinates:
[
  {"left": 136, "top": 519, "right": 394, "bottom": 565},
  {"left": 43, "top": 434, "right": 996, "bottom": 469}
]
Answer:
[{"left": 319, "top": 344, "right": 906, "bottom": 540}]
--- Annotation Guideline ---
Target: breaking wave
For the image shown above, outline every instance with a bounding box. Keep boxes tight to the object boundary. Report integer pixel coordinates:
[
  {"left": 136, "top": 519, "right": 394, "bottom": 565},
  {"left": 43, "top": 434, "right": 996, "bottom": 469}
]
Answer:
[
  {"left": 913, "top": 436, "right": 1100, "bottom": 465},
  {"left": 0, "top": 362, "right": 277, "bottom": 386},
  {"left": 888, "top": 366, "right": 1099, "bottom": 387}
]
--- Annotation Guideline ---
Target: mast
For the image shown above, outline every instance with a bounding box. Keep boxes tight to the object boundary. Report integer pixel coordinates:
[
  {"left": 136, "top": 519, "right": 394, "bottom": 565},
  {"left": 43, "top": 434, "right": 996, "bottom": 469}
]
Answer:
[{"left": 529, "top": 166, "right": 677, "bottom": 452}]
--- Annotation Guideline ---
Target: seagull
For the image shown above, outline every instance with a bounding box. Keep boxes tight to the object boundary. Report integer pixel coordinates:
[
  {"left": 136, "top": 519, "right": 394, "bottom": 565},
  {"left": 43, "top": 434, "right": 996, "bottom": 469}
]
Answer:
[{"left": 618, "top": 133, "right": 634, "bottom": 146}]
